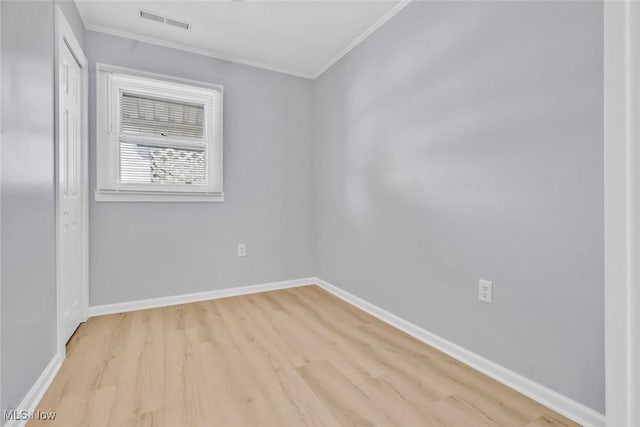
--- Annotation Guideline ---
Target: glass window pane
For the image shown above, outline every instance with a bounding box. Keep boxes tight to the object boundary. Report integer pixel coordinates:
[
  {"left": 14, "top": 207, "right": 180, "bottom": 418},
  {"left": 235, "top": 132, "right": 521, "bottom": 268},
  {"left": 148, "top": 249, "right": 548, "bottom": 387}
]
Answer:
[{"left": 119, "top": 142, "right": 206, "bottom": 185}]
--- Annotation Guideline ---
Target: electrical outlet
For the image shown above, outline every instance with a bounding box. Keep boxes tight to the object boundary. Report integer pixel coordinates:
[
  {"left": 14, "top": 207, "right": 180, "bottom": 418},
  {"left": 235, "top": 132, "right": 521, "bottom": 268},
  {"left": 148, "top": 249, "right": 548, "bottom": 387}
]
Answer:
[
  {"left": 237, "top": 243, "right": 246, "bottom": 257},
  {"left": 478, "top": 279, "right": 493, "bottom": 304}
]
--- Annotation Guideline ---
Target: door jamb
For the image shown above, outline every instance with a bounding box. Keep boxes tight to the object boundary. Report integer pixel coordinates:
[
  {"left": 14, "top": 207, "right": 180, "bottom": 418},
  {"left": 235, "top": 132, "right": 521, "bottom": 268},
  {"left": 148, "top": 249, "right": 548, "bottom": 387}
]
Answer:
[
  {"left": 54, "top": 5, "right": 89, "bottom": 360},
  {"left": 604, "top": 1, "right": 639, "bottom": 426}
]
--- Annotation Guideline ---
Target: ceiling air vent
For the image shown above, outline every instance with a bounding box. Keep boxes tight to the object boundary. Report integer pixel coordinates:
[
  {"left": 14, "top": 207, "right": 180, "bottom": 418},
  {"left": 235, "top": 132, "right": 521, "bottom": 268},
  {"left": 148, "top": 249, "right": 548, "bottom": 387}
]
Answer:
[
  {"left": 138, "top": 10, "right": 190, "bottom": 30},
  {"left": 139, "top": 10, "right": 165, "bottom": 24},
  {"left": 166, "top": 18, "right": 190, "bottom": 30}
]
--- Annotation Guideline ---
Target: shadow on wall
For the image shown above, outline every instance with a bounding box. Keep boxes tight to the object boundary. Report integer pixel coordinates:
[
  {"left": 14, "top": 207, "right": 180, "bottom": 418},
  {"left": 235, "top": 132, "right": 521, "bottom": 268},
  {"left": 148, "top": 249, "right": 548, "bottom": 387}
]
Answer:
[
  {"left": 343, "top": 4, "right": 598, "bottom": 232},
  {"left": 315, "top": 0, "right": 603, "bottom": 412}
]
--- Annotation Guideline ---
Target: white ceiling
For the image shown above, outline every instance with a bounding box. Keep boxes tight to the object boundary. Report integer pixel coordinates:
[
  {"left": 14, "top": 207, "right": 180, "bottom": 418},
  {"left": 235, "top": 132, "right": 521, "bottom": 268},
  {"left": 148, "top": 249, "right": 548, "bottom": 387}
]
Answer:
[{"left": 74, "top": 1, "right": 407, "bottom": 79}]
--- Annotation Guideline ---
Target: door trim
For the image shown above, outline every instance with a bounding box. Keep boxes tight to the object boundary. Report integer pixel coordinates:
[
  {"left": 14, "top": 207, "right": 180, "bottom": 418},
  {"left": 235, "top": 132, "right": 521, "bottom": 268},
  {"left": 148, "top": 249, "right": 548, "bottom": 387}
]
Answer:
[
  {"left": 604, "top": 1, "right": 640, "bottom": 426},
  {"left": 54, "top": 5, "right": 88, "bottom": 360}
]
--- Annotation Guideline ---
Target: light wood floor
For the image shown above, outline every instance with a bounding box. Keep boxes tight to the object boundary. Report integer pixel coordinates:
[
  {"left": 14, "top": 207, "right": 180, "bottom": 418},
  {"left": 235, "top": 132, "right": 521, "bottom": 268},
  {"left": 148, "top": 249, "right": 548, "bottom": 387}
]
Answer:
[{"left": 30, "top": 285, "right": 579, "bottom": 427}]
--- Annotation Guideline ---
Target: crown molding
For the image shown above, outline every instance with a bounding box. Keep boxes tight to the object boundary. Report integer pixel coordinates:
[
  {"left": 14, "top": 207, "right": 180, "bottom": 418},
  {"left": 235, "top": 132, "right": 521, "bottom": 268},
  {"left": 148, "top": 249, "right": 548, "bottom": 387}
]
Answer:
[
  {"left": 83, "top": 1, "right": 412, "bottom": 80},
  {"left": 311, "top": 1, "right": 412, "bottom": 79},
  {"left": 85, "top": 24, "right": 315, "bottom": 79}
]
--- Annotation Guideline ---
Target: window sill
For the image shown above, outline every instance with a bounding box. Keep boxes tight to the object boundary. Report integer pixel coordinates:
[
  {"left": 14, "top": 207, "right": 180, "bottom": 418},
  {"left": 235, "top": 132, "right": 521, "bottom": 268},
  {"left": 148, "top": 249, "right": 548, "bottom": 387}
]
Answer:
[{"left": 95, "top": 190, "right": 224, "bottom": 202}]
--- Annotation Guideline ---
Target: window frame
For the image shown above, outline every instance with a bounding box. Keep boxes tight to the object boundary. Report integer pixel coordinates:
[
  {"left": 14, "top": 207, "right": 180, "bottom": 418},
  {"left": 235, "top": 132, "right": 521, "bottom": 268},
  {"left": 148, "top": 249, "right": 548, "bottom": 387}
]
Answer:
[{"left": 95, "top": 63, "right": 224, "bottom": 202}]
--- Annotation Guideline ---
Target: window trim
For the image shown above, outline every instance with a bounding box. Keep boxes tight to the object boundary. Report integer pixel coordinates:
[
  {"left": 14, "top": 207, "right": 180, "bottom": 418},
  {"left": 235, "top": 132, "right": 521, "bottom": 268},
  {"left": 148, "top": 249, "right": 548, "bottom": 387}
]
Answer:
[{"left": 95, "top": 63, "right": 224, "bottom": 202}]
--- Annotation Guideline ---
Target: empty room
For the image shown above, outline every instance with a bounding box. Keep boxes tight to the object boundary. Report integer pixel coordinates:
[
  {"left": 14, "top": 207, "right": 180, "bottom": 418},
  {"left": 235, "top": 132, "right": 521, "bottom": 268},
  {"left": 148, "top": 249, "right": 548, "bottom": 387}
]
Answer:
[{"left": 1, "top": 0, "right": 637, "bottom": 426}]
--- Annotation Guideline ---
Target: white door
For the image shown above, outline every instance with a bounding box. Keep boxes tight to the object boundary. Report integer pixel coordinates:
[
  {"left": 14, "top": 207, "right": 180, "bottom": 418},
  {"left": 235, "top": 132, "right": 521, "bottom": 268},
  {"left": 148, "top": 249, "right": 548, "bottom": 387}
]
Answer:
[{"left": 59, "top": 41, "right": 83, "bottom": 343}]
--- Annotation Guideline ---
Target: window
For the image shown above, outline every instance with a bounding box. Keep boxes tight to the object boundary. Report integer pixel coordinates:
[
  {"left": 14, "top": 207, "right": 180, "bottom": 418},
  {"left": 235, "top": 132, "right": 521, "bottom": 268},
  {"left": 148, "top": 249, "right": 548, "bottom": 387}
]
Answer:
[{"left": 96, "top": 64, "right": 223, "bottom": 201}]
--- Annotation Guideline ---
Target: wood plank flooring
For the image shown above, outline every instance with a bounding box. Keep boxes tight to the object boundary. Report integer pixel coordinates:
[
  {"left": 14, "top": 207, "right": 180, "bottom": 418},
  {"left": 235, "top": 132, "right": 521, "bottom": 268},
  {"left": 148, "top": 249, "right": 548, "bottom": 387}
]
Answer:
[{"left": 29, "top": 285, "right": 579, "bottom": 427}]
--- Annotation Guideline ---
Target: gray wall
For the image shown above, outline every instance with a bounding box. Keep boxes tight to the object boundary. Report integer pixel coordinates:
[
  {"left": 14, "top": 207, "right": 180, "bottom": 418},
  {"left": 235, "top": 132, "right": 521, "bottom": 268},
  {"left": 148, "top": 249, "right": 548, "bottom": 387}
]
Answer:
[
  {"left": 1, "top": 0, "right": 84, "bottom": 414},
  {"left": 56, "top": 0, "right": 85, "bottom": 48},
  {"left": 1, "top": 1, "right": 56, "bottom": 414},
  {"left": 313, "top": 1, "right": 604, "bottom": 412},
  {"left": 86, "top": 31, "right": 315, "bottom": 306}
]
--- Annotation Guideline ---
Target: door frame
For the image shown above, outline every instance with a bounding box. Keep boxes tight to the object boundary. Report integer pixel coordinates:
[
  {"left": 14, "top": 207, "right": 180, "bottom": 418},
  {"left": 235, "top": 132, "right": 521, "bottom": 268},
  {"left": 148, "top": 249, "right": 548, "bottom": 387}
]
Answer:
[
  {"left": 54, "top": 5, "right": 89, "bottom": 360},
  {"left": 604, "top": 1, "right": 640, "bottom": 426}
]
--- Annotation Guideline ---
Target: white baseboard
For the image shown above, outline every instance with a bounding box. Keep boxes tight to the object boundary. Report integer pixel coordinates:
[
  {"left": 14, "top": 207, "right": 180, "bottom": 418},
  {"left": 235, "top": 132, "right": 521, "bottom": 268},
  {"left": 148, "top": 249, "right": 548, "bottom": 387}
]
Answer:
[
  {"left": 3, "top": 353, "right": 62, "bottom": 427},
  {"left": 15, "top": 276, "right": 604, "bottom": 427},
  {"left": 88, "top": 277, "right": 317, "bottom": 317},
  {"left": 313, "top": 277, "right": 606, "bottom": 427}
]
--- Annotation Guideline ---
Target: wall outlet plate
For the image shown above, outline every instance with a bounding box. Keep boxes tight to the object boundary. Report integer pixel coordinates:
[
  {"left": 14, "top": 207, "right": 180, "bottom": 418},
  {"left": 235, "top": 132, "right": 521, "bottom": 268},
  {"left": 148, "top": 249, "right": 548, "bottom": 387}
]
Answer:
[
  {"left": 237, "top": 243, "right": 246, "bottom": 257},
  {"left": 479, "top": 279, "right": 493, "bottom": 303}
]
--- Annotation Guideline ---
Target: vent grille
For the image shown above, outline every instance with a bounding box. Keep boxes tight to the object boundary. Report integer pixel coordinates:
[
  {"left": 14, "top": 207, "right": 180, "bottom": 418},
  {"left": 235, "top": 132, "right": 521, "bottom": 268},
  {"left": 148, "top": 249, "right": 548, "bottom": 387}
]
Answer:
[
  {"left": 139, "top": 10, "right": 165, "bottom": 24},
  {"left": 166, "top": 18, "right": 190, "bottom": 30},
  {"left": 138, "top": 10, "right": 190, "bottom": 30}
]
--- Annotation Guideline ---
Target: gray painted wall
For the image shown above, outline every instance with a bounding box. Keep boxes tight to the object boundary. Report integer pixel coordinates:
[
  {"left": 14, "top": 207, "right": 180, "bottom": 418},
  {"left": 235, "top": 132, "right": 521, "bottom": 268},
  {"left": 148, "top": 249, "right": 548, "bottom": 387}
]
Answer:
[
  {"left": 56, "top": 0, "right": 85, "bottom": 48},
  {"left": 313, "top": 1, "right": 604, "bottom": 412},
  {"left": 86, "top": 31, "right": 315, "bottom": 306},
  {"left": 1, "top": 0, "right": 57, "bottom": 414},
  {"left": 1, "top": 0, "right": 84, "bottom": 413}
]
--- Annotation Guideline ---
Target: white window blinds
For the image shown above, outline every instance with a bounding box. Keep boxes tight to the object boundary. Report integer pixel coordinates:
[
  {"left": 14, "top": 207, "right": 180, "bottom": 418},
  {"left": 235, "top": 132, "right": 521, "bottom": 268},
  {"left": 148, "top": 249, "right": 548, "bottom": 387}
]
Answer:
[
  {"left": 96, "top": 65, "right": 224, "bottom": 200},
  {"left": 120, "top": 92, "right": 205, "bottom": 139}
]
